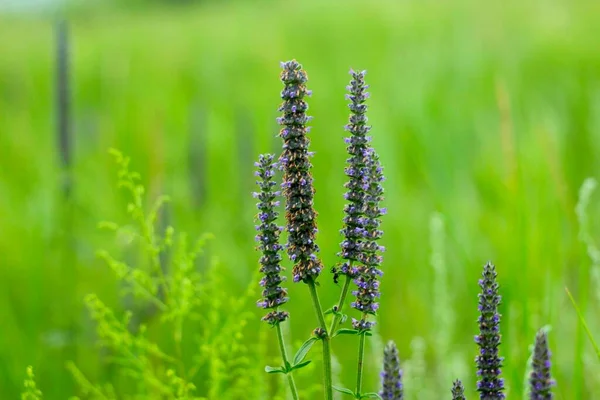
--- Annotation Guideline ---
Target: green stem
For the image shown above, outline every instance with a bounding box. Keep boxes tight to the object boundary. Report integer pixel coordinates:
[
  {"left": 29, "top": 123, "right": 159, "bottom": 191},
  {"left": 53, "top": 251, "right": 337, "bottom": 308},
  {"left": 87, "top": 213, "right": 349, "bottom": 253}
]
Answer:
[
  {"left": 307, "top": 280, "right": 333, "bottom": 400},
  {"left": 275, "top": 322, "right": 300, "bottom": 400},
  {"left": 356, "top": 330, "right": 366, "bottom": 396},
  {"left": 329, "top": 274, "right": 352, "bottom": 334}
]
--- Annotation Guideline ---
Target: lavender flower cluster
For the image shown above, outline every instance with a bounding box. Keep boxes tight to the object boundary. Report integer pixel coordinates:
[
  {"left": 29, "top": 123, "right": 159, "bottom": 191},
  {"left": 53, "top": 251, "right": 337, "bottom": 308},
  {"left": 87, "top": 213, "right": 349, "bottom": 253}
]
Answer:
[
  {"left": 530, "top": 330, "right": 554, "bottom": 399},
  {"left": 380, "top": 341, "right": 404, "bottom": 400},
  {"left": 338, "top": 70, "right": 374, "bottom": 274},
  {"left": 277, "top": 60, "right": 322, "bottom": 284},
  {"left": 350, "top": 148, "right": 385, "bottom": 331},
  {"left": 333, "top": 70, "right": 387, "bottom": 332},
  {"left": 252, "top": 60, "right": 556, "bottom": 400},
  {"left": 452, "top": 380, "right": 466, "bottom": 400},
  {"left": 475, "top": 262, "right": 505, "bottom": 399},
  {"left": 254, "top": 154, "right": 289, "bottom": 325}
]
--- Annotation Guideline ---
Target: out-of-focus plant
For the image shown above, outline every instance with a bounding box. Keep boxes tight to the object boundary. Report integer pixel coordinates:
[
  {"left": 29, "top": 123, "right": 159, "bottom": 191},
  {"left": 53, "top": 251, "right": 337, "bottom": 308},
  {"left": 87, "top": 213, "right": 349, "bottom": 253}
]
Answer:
[{"left": 64, "top": 149, "right": 262, "bottom": 399}]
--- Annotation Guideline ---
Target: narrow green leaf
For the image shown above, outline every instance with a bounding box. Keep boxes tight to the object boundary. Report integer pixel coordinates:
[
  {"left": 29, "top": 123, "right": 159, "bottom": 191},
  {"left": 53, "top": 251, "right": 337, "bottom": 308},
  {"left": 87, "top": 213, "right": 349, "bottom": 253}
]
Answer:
[
  {"left": 292, "top": 337, "right": 318, "bottom": 365},
  {"left": 566, "top": 287, "right": 600, "bottom": 361},
  {"left": 361, "top": 392, "right": 382, "bottom": 399},
  {"left": 333, "top": 386, "right": 356, "bottom": 397},
  {"left": 324, "top": 308, "right": 334, "bottom": 315},
  {"left": 265, "top": 365, "right": 286, "bottom": 374},
  {"left": 290, "top": 360, "right": 312, "bottom": 371},
  {"left": 332, "top": 328, "right": 359, "bottom": 338}
]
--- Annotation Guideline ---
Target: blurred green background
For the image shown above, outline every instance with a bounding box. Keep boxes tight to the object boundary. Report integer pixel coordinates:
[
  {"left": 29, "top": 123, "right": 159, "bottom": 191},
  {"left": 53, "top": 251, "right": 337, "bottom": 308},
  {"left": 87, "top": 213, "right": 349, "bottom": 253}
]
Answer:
[{"left": 2, "top": 0, "right": 600, "bottom": 398}]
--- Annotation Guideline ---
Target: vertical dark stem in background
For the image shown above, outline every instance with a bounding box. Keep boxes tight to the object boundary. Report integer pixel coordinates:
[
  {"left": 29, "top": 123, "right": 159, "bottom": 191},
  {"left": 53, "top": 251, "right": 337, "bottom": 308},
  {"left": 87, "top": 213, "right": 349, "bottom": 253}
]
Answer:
[
  {"left": 55, "top": 18, "right": 75, "bottom": 263},
  {"left": 237, "top": 109, "right": 255, "bottom": 246},
  {"left": 56, "top": 19, "right": 72, "bottom": 198},
  {"left": 55, "top": 19, "right": 77, "bottom": 386},
  {"left": 188, "top": 102, "right": 206, "bottom": 209},
  {"left": 237, "top": 109, "right": 255, "bottom": 195}
]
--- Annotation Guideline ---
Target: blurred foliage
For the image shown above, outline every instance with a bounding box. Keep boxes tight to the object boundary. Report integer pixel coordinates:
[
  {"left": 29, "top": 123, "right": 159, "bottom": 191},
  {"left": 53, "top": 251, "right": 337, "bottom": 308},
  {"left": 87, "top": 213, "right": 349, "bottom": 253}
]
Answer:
[{"left": 1, "top": 0, "right": 600, "bottom": 398}]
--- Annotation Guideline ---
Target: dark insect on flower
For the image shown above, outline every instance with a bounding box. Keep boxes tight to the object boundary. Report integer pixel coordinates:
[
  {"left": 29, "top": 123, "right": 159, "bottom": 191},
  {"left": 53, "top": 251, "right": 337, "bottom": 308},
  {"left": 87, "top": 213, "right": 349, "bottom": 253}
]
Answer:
[
  {"left": 529, "top": 330, "right": 554, "bottom": 400},
  {"left": 452, "top": 379, "right": 466, "bottom": 400},
  {"left": 277, "top": 60, "right": 323, "bottom": 284},
  {"left": 475, "top": 262, "right": 505, "bottom": 400},
  {"left": 338, "top": 69, "right": 372, "bottom": 277},
  {"left": 350, "top": 148, "right": 385, "bottom": 331},
  {"left": 331, "top": 266, "right": 340, "bottom": 285},
  {"left": 253, "top": 154, "right": 289, "bottom": 325},
  {"left": 380, "top": 340, "right": 403, "bottom": 400}
]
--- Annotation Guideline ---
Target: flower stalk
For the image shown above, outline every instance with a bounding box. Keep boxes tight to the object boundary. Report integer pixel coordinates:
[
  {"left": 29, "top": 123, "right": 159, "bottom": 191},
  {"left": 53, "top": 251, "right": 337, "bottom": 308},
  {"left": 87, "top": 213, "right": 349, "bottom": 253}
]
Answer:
[
  {"left": 380, "top": 341, "right": 403, "bottom": 400},
  {"left": 278, "top": 60, "right": 332, "bottom": 400},
  {"left": 278, "top": 60, "right": 322, "bottom": 284},
  {"left": 340, "top": 70, "right": 386, "bottom": 398},
  {"left": 529, "top": 330, "right": 554, "bottom": 399},
  {"left": 475, "top": 262, "right": 505, "bottom": 400},
  {"left": 332, "top": 69, "right": 373, "bottom": 335},
  {"left": 308, "top": 280, "right": 334, "bottom": 400},
  {"left": 276, "top": 323, "right": 300, "bottom": 400},
  {"left": 451, "top": 380, "right": 466, "bottom": 400},
  {"left": 351, "top": 149, "right": 385, "bottom": 396},
  {"left": 253, "top": 153, "right": 299, "bottom": 400}
]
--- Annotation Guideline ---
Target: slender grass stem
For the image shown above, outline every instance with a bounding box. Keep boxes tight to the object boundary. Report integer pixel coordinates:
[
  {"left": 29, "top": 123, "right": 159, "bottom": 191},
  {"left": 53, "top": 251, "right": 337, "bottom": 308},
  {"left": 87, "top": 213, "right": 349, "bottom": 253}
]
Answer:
[
  {"left": 275, "top": 322, "right": 300, "bottom": 400},
  {"left": 329, "top": 273, "right": 352, "bottom": 335},
  {"left": 566, "top": 287, "right": 600, "bottom": 360},
  {"left": 307, "top": 280, "right": 333, "bottom": 400},
  {"left": 356, "top": 326, "right": 366, "bottom": 396}
]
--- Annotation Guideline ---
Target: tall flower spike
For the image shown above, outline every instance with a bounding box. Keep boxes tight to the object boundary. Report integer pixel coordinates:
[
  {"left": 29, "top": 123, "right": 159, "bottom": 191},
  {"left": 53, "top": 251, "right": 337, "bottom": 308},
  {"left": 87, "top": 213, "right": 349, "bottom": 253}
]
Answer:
[
  {"left": 351, "top": 148, "right": 385, "bottom": 331},
  {"left": 338, "top": 69, "right": 372, "bottom": 279},
  {"left": 475, "top": 262, "right": 505, "bottom": 399},
  {"left": 452, "top": 380, "right": 466, "bottom": 400},
  {"left": 254, "top": 154, "right": 289, "bottom": 325},
  {"left": 278, "top": 60, "right": 322, "bottom": 283},
  {"left": 529, "top": 330, "right": 554, "bottom": 399},
  {"left": 380, "top": 341, "right": 403, "bottom": 400}
]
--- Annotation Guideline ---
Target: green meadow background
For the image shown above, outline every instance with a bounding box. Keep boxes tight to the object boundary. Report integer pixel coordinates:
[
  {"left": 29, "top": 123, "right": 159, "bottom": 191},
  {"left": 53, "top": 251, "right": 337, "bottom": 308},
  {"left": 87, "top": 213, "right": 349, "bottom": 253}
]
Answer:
[{"left": 2, "top": 0, "right": 600, "bottom": 398}]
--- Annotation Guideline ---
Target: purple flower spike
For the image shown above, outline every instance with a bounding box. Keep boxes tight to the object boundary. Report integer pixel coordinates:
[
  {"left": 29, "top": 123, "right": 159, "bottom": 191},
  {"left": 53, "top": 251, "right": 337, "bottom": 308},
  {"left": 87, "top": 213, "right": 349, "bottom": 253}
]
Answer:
[
  {"left": 338, "top": 69, "right": 373, "bottom": 270},
  {"left": 379, "top": 340, "right": 403, "bottom": 400},
  {"left": 254, "top": 154, "right": 289, "bottom": 325},
  {"left": 452, "top": 380, "right": 466, "bottom": 400},
  {"left": 350, "top": 149, "right": 385, "bottom": 330},
  {"left": 278, "top": 60, "right": 322, "bottom": 284},
  {"left": 475, "top": 262, "right": 505, "bottom": 400},
  {"left": 337, "top": 70, "right": 386, "bottom": 331},
  {"left": 529, "top": 330, "right": 554, "bottom": 399}
]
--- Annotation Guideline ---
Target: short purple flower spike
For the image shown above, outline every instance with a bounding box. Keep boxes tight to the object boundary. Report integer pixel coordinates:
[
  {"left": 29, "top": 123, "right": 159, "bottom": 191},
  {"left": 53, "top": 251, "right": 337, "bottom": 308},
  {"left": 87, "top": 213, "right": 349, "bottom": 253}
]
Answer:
[
  {"left": 452, "top": 380, "right": 466, "bottom": 400},
  {"left": 254, "top": 154, "right": 289, "bottom": 325},
  {"left": 475, "top": 262, "right": 505, "bottom": 400},
  {"left": 278, "top": 60, "right": 322, "bottom": 284},
  {"left": 529, "top": 330, "right": 554, "bottom": 399},
  {"left": 380, "top": 341, "right": 403, "bottom": 400}
]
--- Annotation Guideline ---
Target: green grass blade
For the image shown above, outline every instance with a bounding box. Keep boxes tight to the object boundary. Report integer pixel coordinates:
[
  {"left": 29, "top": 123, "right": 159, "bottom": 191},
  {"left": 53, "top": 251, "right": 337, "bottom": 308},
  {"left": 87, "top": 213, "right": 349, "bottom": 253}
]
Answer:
[{"left": 565, "top": 287, "right": 600, "bottom": 361}]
